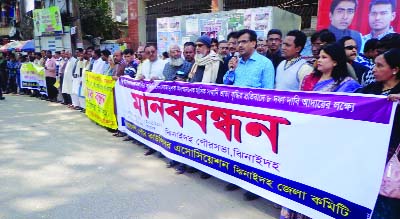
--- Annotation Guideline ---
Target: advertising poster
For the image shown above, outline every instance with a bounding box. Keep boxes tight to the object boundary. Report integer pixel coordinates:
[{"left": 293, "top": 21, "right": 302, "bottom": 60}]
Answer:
[
  {"left": 244, "top": 9, "right": 253, "bottom": 30},
  {"left": 186, "top": 16, "right": 199, "bottom": 35},
  {"left": 200, "top": 19, "right": 222, "bottom": 39},
  {"left": 169, "top": 18, "right": 181, "bottom": 32},
  {"left": 317, "top": 0, "right": 399, "bottom": 50},
  {"left": 157, "top": 32, "right": 169, "bottom": 53},
  {"left": 33, "top": 6, "right": 63, "bottom": 36},
  {"left": 157, "top": 18, "right": 169, "bottom": 32},
  {"left": 228, "top": 13, "right": 244, "bottom": 33}
]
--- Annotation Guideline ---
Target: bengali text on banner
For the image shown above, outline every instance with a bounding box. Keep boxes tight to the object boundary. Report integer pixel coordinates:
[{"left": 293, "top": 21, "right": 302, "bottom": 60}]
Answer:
[
  {"left": 115, "top": 76, "right": 397, "bottom": 219},
  {"left": 85, "top": 71, "right": 117, "bottom": 129},
  {"left": 20, "top": 63, "right": 48, "bottom": 95}
]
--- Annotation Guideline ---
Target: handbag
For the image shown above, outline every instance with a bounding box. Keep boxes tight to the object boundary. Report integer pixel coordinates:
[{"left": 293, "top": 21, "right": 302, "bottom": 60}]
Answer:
[{"left": 379, "top": 144, "right": 400, "bottom": 198}]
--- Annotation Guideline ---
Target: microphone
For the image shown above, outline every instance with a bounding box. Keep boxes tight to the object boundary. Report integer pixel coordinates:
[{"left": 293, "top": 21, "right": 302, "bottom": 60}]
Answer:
[{"left": 229, "top": 52, "right": 240, "bottom": 71}]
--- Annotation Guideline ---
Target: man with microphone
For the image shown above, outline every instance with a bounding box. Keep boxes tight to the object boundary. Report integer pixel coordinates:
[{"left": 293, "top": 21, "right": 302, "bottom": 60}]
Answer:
[
  {"left": 223, "top": 29, "right": 275, "bottom": 89},
  {"left": 222, "top": 29, "right": 275, "bottom": 201}
]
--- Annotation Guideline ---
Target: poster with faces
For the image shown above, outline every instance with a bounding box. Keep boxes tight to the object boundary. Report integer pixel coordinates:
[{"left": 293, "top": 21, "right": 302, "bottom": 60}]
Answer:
[{"left": 317, "top": 0, "right": 399, "bottom": 43}]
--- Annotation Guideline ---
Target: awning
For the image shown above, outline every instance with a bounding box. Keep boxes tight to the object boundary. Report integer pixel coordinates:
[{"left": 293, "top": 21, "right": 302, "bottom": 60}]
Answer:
[{"left": 16, "top": 40, "right": 34, "bottom": 52}]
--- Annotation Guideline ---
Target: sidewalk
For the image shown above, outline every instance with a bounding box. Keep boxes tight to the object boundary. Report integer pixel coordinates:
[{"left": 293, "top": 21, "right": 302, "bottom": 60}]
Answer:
[{"left": 0, "top": 94, "right": 280, "bottom": 219}]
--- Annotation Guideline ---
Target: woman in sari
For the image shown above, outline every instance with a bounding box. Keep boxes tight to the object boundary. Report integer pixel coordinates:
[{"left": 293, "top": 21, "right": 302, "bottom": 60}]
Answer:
[
  {"left": 358, "top": 48, "right": 400, "bottom": 219},
  {"left": 301, "top": 43, "right": 360, "bottom": 92},
  {"left": 281, "top": 43, "right": 360, "bottom": 219}
]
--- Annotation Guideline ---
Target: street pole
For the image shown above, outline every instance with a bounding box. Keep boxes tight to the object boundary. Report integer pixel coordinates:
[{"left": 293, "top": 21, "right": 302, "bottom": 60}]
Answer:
[{"left": 72, "top": 0, "right": 83, "bottom": 49}]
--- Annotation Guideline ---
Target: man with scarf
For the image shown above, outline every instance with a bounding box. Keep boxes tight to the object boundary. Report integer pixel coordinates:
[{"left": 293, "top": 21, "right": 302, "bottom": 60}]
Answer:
[
  {"left": 162, "top": 44, "right": 192, "bottom": 81},
  {"left": 188, "top": 35, "right": 224, "bottom": 83}
]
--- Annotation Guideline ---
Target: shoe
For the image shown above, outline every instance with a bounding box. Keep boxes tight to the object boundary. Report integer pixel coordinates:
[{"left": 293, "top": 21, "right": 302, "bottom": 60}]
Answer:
[
  {"left": 144, "top": 148, "right": 156, "bottom": 156},
  {"left": 225, "top": 183, "right": 240, "bottom": 191},
  {"left": 244, "top": 192, "right": 260, "bottom": 201},
  {"left": 0, "top": 97, "right": 4, "bottom": 100},
  {"left": 175, "top": 165, "right": 186, "bottom": 174},
  {"left": 80, "top": 109, "right": 86, "bottom": 113},
  {"left": 73, "top": 106, "right": 81, "bottom": 110},
  {"left": 123, "top": 136, "right": 133, "bottom": 141},
  {"left": 115, "top": 132, "right": 127, "bottom": 137},
  {"left": 186, "top": 167, "right": 199, "bottom": 173},
  {"left": 158, "top": 153, "right": 165, "bottom": 158},
  {"left": 200, "top": 172, "right": 211, "bottom": 179},
  {"left": 166, "top": 161, "right": 178, "bottom": 168}
]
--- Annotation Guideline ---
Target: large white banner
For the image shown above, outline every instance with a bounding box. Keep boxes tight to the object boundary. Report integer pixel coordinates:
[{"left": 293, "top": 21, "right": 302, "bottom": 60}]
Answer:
[{"left": 115, "top": 77, "right": 397, "bottom": 219}]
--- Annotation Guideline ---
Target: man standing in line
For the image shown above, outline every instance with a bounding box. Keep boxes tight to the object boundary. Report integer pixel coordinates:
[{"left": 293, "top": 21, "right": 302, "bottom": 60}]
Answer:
[
  {"left": 111, "top": 50, "right": 126, "bottom": 81},
  {"left": 265, "top": 29, "right": 285, "bottom": 71},
  {"left": 223, "top": 29, "right": 275, "bottom": 200},
  {"left": 136, "top": 44, "right": 167, "bottom": 81},
  {"left": 61, "top": 50, "right": 77, "bottom": 107},
  {"left": 275, "top": 30, "right": 313, "bottom": 90},
  {"left": 183, "top": 42, "right": 195, "bottom": 65},
  {"left": 163, "top": 44, "right": 193, "bottom": 81},
  {"left": 91, "top": 49, "right": 105, "bottom": 74},
  {"left": 44, "top": 50, "right": 57, "bottom": 102}
]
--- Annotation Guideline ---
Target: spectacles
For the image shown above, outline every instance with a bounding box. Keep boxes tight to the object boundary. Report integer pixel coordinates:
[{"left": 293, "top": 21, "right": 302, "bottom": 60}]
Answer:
[
  {"left": 238, "top": 39, "right": 250, "bottom": 45},
  {"left": 196, "top": 44, "right": 205, "bottom": 48},
  {"left": 344, "top": 45, "right": 357, "bottom": 50},
  {"left": 146, "top": 50, "right": 156, "bottom": 54}
]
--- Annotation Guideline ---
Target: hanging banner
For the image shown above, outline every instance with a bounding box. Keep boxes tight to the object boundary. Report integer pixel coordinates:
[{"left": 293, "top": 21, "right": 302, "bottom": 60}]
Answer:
[
  {"left": 20, "top": 63, "right": 48, "bottom": 95},
  {"left": 33, "top": 6, "right": 63, "bottom": 36},
  {"left": 85, "top": 72, "right": 118, "bottom": 129},
  {"left": 317, "top": 0, "right": 399, "bottom": 50},
  {"left": 115, "top": 77, "right": 397, "bottom": 219}
]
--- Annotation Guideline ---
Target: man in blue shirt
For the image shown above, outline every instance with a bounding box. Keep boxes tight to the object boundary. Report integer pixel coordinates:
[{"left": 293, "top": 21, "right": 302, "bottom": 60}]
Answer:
[
  {"left": 223, "top": 29, "right": 275, "bottom": 89},
  {"left": 223, "top": 29, "right": 274, "bottom": 201}
]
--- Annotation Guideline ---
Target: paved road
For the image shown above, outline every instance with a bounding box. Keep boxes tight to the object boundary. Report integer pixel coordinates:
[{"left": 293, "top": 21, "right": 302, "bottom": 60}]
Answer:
[{"left": 0, "top": 95, "right": 280, "bottom": 219}]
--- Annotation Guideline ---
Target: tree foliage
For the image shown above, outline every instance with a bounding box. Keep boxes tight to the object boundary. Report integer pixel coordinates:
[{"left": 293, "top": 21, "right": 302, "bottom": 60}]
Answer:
[{"left": 78, "top": 0, "right": 120, "bottom": 39}]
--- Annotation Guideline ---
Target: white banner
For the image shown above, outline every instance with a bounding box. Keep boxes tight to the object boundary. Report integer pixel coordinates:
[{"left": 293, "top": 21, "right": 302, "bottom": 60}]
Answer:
[{"left": 115, "top": 77, "right": 396, "bottom": 219}]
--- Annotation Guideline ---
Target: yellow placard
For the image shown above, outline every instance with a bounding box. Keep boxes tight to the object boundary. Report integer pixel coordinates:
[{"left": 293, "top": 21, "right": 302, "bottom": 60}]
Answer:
[{"left": 85, "top": 71, "right": 117, "bottom": 129}]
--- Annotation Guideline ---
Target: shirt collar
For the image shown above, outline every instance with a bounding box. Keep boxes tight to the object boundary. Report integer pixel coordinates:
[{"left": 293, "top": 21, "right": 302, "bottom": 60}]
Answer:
[
  {"left": 240, "top": 51, "right": 258, "bottom": 63},
  {"left": 369, "top": 26, "right": 395, "bottom": 40}
]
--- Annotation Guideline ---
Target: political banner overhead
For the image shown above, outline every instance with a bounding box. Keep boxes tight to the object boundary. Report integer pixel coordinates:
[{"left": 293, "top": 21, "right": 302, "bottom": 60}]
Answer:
[
  {"left": 317, "top": 0, "right": 399, "bottom": 50},
  {"left": 115, "top": 77, "right": 397, "bottom": 219}
]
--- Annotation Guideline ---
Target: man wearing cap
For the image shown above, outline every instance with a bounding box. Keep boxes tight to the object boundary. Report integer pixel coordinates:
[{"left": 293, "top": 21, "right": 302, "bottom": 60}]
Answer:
[{"left": 187, "top": 35, "right": 224, "bottom": 83}]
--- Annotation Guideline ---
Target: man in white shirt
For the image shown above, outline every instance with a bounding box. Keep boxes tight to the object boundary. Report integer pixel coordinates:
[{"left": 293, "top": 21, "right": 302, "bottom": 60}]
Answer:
[
  {"left": 136, "top": 44, "right": 167, "bottom": 80},
  {"left": 61, "top": 50, "right": 77, "bottom": 107},
  {"left": 91, "top": 49, "right": 106, "bottom": 74}
]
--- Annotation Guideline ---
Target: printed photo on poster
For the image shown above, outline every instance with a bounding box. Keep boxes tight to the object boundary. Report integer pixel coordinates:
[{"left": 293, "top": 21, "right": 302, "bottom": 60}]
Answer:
[
  {"left": 157, "top": 18, "right": 169, "bottom": 32},
  {"left": 169, "top": 18, "right": 181, "bottom": 32},
  {"left": 317, "top": 0, "right": 399, "bottom": 50},
  {"left": 186, "top": 16, "right": 199, "bottom": 35},
  {"left": 228, "top": 13, "right": 244, "bottom": 32},
  {"left": 170, "top": 32, "right": 181, "bottom": 44}
]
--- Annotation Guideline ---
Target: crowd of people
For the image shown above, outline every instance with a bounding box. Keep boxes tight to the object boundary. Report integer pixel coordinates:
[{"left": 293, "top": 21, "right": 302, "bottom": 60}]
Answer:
[{"left": 1, "top": 25, "right": 399, "bottom": 218}]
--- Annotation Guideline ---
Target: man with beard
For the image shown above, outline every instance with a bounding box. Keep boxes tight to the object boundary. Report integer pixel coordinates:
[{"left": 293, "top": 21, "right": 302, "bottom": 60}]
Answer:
[
  {"left": 162, "top": 44, "right": 193, "bottom": 81},
  {"left": 188, "top": 35, "right": 224, "bottom": 83},
  {"left": 339, "top": 36, "right": 369, "bottom": 83}
]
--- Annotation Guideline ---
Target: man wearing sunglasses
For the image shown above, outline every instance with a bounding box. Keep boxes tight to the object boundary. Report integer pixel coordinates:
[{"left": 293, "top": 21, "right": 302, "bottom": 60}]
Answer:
[
  {"left": 136, "top": 44, "right": 167, "bottom": 81},
  {"left": 187, "top": 35, "right": 224, "bottom": 83},
  {"left": 340, "top": 36, "right": 369, "bottom": 83}
]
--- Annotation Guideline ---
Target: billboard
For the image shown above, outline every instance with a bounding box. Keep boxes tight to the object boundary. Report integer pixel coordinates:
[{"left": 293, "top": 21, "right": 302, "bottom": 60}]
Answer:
[
  {"left": 317, "top": 0, "right": 399, "bottom": 50},
  {"left": 33, "top": 6, "right": 63, "bottom": 37}
]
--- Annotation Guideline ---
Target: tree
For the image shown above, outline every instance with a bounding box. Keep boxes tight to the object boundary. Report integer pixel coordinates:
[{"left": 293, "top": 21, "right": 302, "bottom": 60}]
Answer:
[{"left": 78, "top": 0, "right": 120, "bottom": 40}]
